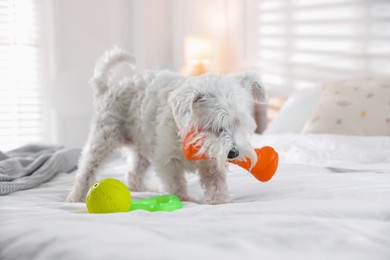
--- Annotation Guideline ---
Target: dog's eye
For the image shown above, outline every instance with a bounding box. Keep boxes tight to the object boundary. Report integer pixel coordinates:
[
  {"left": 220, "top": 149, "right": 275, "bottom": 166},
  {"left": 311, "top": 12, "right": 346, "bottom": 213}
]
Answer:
[
  {"left": 218, "top": 128, "right": 224, "bottom": 134},
  {"left": 193, "top": 93, "right": 205, "bottom": 103}
]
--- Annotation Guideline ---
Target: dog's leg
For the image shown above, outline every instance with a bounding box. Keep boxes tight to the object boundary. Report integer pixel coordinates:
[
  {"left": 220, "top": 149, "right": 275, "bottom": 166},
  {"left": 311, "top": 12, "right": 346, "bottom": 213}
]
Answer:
[
  {"left": 199, "top": 160, "right": 232, "bottom": 205},
  {"left": 125, "top": 152, "right": 150, "bottom": 192},
  {"left": 66, "top": 124, "right": 120, "bottom": 202},
  {"left": 155, "top": 159, "right": 195, "bottom": 202}
]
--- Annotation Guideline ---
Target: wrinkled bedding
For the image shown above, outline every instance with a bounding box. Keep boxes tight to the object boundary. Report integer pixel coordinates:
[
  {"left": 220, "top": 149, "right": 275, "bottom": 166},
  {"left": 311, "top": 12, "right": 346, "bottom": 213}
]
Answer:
[{"left": 1, "top": 134, "right": 389, "bottom": 260}]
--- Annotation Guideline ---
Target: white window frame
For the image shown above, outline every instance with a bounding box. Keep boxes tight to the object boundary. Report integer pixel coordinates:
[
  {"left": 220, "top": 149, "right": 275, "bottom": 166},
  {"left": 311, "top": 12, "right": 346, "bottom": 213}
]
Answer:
[
  {"left": 0, "top": 0, "right": 47, "bottom": 151},
  {"left": 240, "top": 0, "right": 390, "bottom": 96}
]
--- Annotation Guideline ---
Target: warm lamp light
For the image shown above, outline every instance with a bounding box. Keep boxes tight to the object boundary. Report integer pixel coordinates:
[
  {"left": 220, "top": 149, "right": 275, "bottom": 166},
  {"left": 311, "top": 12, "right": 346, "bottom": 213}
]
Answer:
[{"left": 183, "top": 35, "right": 213, "bottom": 75}]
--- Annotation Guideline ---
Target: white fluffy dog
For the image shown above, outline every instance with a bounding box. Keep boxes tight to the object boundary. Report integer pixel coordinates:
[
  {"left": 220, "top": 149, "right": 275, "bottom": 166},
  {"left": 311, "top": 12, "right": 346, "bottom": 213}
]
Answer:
[{"left": 66, "top": 47, "right": 266, "bottom": 205}]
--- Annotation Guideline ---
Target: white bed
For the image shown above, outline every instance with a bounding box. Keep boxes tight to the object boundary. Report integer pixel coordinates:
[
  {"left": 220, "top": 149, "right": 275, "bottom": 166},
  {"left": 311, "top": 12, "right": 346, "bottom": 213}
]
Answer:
[{"left": 1, "top": 133, "right": 389, "bottom": 260}]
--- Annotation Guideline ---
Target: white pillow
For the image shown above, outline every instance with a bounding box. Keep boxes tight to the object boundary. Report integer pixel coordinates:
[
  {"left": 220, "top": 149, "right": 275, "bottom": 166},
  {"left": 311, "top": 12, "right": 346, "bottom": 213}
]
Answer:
[
  {"left": 302, "top": 77, "right": 390, "bottom": 136},
  {"left": 264, "top": 87, "right": 321, "bottom": 134}
]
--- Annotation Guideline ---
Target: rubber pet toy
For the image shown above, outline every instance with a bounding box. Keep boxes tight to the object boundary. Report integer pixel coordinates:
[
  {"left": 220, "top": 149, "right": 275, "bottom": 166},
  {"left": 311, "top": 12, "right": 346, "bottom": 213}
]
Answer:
[{"left": 182, "top": 130, "right": 279, "bottom": 182}]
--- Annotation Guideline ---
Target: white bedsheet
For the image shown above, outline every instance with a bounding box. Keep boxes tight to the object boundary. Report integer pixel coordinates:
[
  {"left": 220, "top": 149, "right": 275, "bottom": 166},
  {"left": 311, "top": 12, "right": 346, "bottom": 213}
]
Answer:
[{"left": 1, "top": 134, "right": 390, "bottom": 260}]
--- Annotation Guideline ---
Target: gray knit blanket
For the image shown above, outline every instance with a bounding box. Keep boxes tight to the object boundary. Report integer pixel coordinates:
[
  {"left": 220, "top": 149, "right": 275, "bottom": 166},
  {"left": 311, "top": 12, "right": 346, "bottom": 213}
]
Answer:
[{"left": 0, "top": 144, "right": 80, "bottom": 195}]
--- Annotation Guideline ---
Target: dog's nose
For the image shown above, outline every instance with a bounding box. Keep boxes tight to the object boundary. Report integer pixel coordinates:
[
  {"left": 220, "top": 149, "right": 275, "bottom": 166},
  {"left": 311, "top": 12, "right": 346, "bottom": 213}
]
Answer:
[{"left": 227, "top": 148, "right": 239, "bottom": 159}]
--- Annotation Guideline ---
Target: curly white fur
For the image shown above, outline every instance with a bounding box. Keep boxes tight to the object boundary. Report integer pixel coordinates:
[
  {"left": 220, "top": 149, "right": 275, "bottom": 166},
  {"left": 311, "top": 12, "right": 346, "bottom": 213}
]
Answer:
[{"left": 66, "top": 47, "right": 266, "bottom": 205}]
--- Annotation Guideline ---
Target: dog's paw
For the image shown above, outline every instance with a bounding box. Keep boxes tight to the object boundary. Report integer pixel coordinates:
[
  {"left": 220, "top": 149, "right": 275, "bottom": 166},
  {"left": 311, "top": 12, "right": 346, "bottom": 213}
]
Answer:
[
  {"left": 203, "top": 194, "right": 232, "bottom": 205},
  {"left": 65, "top": 190, "right": 86, "bottom": 203},
  {"left": 176, "top": 194, "right": 198, "bottom": 203}
]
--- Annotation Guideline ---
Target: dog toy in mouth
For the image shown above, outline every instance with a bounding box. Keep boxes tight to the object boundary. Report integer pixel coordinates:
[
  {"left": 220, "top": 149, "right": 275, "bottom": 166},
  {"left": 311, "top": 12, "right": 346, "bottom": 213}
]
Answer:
[
  {"left": 86, "top": 178, "right": 183, "bottom": 213},
  {"left": 182, "top": 130, "right": 279, "bottom": 182}
]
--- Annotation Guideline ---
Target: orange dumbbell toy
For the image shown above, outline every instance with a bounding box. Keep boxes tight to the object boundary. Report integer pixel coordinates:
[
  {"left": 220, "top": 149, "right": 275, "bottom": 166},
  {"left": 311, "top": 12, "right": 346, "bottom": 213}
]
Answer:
[{"left": 182, "top": 130, "right": 279, "bottom": 182}]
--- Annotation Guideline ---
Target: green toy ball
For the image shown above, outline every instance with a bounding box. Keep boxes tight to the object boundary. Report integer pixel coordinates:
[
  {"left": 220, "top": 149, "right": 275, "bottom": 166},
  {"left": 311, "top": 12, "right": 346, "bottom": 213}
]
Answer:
[{"left": 86, "top": 178, "right": 131, "bottom": 213}]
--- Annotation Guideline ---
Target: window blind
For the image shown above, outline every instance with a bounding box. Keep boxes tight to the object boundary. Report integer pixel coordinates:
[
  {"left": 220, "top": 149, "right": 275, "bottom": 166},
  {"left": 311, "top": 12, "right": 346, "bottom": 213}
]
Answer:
[
  {"left": 252, "top": 0, "right": 390, "bottom": 94},
  {"left": 0, "top": 0, "right": 43, "bottom": 151}
]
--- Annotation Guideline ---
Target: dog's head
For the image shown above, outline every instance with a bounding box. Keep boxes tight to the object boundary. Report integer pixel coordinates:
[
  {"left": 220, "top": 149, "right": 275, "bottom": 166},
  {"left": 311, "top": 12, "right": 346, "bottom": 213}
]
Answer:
[{"left": 169, "top": 72, "right": 267, "bottom": 171}]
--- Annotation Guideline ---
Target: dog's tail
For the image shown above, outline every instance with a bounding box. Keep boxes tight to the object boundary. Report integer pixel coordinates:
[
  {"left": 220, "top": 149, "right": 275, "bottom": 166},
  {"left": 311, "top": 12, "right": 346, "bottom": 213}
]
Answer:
[{"left": 90, "top": 46, "right": 136, "bottom": 95}]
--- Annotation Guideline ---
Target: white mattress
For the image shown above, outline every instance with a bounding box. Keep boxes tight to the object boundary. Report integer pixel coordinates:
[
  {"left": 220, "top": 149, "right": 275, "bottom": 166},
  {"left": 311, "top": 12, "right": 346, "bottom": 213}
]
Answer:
[{"left": 1, "top": 134, "right": 390, "bottom": 260}]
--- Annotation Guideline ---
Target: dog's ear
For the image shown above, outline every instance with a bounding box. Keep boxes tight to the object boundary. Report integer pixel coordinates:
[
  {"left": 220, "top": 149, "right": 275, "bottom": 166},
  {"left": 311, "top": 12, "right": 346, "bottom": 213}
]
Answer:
[
  {"left": 169, "top": 87, "right": 203, "bottom": 130},
  {"left": 235, "top": 72, "right": 267, "bottom": 103}
]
